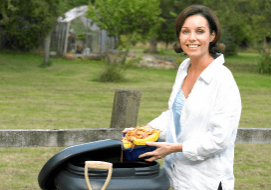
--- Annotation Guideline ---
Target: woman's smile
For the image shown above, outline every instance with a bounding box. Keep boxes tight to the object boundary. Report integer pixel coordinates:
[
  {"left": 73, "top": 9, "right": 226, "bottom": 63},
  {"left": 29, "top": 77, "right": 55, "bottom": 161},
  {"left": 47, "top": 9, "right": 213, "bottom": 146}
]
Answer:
[{"left": 187, "top": 44, "right": 200, "bottom": 48}]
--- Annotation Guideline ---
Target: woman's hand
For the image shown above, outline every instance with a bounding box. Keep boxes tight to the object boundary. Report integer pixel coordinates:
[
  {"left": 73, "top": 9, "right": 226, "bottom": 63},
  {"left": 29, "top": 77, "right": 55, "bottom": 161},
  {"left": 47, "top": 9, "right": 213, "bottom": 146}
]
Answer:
[{"left": 138, "top": 142, "right": 183, "bottom": 162}]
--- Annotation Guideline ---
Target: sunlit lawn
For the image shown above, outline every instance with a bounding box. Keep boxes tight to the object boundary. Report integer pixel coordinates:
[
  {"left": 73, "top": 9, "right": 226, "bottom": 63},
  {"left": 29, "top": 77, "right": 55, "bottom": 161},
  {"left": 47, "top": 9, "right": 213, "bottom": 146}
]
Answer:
[{"left": 0, "top": 49, "right": 270, "bottom": 189}]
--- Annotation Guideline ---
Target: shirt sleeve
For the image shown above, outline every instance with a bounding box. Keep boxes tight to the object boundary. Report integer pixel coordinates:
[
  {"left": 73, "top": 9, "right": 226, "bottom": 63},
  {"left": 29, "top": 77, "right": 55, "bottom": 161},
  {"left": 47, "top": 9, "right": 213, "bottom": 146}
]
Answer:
[
  {"left": 183, "top": 78, "right": 242, "bottom": 161},
  {"left": 148, "top": 110, "right": 171, "bottom": 141}
]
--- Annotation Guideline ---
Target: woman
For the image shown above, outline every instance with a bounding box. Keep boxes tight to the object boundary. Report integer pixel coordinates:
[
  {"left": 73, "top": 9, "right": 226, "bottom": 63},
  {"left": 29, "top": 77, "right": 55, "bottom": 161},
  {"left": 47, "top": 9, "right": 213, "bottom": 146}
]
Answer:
[{"left": 124, "top": 5, "right": 241, "bottom": 190}]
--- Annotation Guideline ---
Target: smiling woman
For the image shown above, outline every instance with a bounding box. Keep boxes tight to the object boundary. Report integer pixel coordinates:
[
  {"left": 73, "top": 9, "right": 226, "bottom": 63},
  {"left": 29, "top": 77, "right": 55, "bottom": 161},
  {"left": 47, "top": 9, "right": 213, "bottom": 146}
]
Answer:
[{"left": 126, "top": 5, "right": 242, "bottom": 190}]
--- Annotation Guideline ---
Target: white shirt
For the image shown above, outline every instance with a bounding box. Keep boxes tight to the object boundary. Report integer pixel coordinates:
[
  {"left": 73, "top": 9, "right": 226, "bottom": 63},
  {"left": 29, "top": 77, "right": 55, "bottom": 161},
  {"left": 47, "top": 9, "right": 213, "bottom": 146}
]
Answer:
[{"left": 148, "top": 54, "right": 242, "bottom": 190}]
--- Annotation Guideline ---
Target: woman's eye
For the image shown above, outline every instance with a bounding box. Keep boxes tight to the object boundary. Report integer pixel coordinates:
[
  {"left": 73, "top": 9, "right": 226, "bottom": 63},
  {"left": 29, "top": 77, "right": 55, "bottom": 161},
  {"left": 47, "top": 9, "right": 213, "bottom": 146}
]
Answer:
[
  {"left": 182, "top": 30, "right": 189, "bottom": 34},
  {"left": 197, "top": 30, "right": 204, "bottom": 34}
]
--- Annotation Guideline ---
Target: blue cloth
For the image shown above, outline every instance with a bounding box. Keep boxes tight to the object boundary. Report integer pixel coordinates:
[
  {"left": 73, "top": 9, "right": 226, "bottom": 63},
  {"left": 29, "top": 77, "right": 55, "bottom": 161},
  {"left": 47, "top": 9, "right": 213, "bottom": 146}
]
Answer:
[{"left": 172, "top": 88, "right": 186, "bottom": 137}]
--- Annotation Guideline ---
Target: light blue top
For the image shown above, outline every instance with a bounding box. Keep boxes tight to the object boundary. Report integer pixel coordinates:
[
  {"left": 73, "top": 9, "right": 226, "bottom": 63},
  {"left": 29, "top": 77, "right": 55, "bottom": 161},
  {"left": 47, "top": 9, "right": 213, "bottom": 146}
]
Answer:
[{"left": 172, "top": 88, "right": 186, "bottom": 137}]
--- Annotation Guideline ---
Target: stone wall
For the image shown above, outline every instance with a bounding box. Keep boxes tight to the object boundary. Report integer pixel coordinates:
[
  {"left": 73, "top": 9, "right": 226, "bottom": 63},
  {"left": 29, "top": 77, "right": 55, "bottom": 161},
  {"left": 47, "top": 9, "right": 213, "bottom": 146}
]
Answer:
[
  {"left": 139, "top": 55, "right": 177, "bottom": 69},
  {"left": 0, "top": 128, "right": 270, "bottom": 147},
  {"left": 65, "top": 49, "right": 179, "bottom": 70}
]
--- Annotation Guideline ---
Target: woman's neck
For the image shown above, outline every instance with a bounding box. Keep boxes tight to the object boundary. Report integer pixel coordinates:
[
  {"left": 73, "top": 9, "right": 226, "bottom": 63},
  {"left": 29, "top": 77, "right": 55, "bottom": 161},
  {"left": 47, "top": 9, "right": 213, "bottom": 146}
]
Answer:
[{"left": 189, "top": 54, "right": 214, "bottom": 74}]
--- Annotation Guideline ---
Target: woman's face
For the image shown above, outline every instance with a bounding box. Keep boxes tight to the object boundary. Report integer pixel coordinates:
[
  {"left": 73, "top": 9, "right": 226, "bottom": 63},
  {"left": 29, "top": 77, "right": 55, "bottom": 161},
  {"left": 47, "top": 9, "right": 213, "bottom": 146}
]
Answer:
[{"left": 179, "top": 14, "right": 215, "bottom": 60}]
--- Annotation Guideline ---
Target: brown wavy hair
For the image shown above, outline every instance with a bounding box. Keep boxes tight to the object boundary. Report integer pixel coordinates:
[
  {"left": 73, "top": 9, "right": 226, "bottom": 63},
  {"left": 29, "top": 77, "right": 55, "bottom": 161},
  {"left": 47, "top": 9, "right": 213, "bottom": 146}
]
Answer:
[{"left": 173, "top": 5, "right": 226, "bottom": 55}]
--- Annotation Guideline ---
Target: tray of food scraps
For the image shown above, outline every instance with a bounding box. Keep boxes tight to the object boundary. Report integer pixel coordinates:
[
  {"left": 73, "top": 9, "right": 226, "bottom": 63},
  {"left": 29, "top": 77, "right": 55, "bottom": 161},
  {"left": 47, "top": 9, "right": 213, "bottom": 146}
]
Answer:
[{"left": 121, "top": 126, "right": 161, "bottom": 161}]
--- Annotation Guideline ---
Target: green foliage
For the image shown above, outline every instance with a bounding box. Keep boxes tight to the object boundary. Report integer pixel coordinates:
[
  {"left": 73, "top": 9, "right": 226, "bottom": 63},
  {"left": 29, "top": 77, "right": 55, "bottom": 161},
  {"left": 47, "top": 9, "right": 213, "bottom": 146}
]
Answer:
[
  {"left": 239, "top": 0, "right": 271, "bottom": 74},
  {"left": 87, "top": 0, "right": 163, "bottom": 82},
  {"left": 0, "top": 0, "right": 59, "bottom": 51},
  {"left": 156, "top": 0, "right": 180, "bottom": 45},
  {"left": 118, "top": 35, "right": 129, "bottom": 50},
  {"left": 203, "top": 0, "right": 271, "bottom": 56},
  {"left": 220, "top": 26, "right": 239, "bottom": 56},
  {"left": 95, "top": 49, "right": 140, "bottom": 82},
  {"left": 257, "top": 47, "right": 271, "bottom": 74},
  {"left": 87, "top": 0, "right": 163, "bottom": 47},
  {"left": 246, "top": 0, "right": 271, "bottom": 42},
  {"left": 203, "top": 0, "right": 247, "bottom": 56},
  {"left": 96, "top": 63, "right": 126, "bottom": 83},
  {"left": 77, "top": 33, "right": 86, "bottom": 39}
]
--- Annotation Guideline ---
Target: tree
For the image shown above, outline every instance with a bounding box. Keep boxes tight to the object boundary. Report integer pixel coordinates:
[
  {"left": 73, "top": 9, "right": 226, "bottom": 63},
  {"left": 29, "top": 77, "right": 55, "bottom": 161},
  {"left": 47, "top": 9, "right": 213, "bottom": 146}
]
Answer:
[
  {"left": 0, "top": 0, "right": 59, "bottom": 51},
  {"left": 245, "top": 0, "right": 271, "bottom": 74},
  {"left": 87, "top": 0, "right": 163, "bottom": 51},
  {"left": 87, "top": 0, "right": 163, "bottom": 82},
  {"left": 245, "top": 0, "right": 271, "bottom": 45},
  {"left": 203, "top": 0, "right": 271, "bottom": 56},
  {"left": 155, "top": 0, "right": 178, "bottom": 51}
]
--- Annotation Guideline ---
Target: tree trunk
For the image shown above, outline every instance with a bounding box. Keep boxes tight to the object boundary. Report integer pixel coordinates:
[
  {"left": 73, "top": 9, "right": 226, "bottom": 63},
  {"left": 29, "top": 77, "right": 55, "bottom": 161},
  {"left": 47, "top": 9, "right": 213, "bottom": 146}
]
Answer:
[
  {"left": 148, "top": 36, "right": 157, "bottom": 53},
  {"left": 0, "top": 0, "right": 9, "bottom": 24},
  {"left": 0, "top": 32, "right": 6, "bottom": 50},
  {"left": 44, "top": 31, "right": 52, "bottom": 66},
  {"left": 165, "top": 42, "right": 169, "bottom": 50},
  {"left": 263, "top": 36, "right": 266, "bottom": 48},
  {"left": 113, "top": 36, "right": 119, "bottom": 49}
]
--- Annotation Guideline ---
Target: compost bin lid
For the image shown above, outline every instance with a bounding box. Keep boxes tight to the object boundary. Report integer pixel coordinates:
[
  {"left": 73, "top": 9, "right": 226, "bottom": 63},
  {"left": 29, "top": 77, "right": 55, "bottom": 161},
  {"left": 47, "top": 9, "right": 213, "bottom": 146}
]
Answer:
[{"left": 38, "top": 139, "right": 122, "bottom": 190}]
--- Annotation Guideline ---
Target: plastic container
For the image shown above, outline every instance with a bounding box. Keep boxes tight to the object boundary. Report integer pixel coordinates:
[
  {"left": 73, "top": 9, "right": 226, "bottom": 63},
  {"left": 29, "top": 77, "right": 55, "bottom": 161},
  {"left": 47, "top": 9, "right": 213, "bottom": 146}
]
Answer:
[
  {"left": 38, "top": 139, "right": 170, "bottom": 190},
  {"left": 122, "top": 133, "right": 159, "bottom": 161},
  {"left": 123, "top": 145, "right": 157, "bottom": 161}
]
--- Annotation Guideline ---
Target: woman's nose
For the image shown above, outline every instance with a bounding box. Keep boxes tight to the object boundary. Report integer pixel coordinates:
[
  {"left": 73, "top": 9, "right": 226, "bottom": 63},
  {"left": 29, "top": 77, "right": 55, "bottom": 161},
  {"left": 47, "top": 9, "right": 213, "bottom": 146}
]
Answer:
[{"left": 188, "top": 31, "right": 196, "bottom": 41}]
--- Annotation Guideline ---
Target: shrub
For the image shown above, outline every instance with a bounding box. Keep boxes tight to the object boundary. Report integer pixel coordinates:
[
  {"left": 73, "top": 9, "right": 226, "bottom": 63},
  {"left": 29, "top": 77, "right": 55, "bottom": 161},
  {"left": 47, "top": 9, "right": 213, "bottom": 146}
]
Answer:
[
  {"left": 257, "top": 45, "right": 271, "bottom": 74},
  {"left": 96, "top": 64, "right": 126, "bottom": 83}
]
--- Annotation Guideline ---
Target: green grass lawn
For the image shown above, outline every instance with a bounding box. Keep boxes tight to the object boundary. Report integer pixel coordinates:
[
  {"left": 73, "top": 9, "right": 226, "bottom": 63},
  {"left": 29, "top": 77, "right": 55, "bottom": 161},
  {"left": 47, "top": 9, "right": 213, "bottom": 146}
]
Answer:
[{"left": 0, "top": 49, "right": 271, "bottom": 189}]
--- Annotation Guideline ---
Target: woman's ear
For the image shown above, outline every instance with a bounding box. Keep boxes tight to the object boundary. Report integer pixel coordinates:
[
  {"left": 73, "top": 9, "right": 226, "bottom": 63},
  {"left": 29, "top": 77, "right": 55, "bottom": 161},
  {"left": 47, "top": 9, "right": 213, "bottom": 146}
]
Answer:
[{"left": 210, "top": 31, "right": 216, "bottom": 42}]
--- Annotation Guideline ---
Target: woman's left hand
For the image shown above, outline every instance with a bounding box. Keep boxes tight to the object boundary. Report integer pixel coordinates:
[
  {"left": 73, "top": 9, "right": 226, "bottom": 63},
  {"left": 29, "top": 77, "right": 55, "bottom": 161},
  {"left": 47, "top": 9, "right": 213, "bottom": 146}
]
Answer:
[{"left": 138, "top": 142, "right": 183, "bottom": 162}]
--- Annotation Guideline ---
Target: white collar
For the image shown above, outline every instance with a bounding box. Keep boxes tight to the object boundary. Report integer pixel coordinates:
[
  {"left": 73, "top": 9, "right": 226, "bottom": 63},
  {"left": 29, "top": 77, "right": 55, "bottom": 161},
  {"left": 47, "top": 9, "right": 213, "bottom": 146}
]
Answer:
[{"left": 179, "top": 54, "right": 225, "bottom": 84}]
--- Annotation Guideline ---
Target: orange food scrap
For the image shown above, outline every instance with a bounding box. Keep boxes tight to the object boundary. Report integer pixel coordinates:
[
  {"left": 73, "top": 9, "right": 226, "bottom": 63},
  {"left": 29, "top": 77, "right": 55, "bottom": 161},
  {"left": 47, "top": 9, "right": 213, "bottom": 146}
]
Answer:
[{"left": 122, "top": 125, "right": 161, "bottom": 149}]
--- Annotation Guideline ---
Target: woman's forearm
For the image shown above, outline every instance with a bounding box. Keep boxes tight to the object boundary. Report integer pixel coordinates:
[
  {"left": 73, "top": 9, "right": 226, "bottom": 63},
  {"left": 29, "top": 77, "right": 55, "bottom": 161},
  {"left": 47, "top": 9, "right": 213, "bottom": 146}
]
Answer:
[{"left": 170, "top": 143, "right": 183, "bottom": 153}]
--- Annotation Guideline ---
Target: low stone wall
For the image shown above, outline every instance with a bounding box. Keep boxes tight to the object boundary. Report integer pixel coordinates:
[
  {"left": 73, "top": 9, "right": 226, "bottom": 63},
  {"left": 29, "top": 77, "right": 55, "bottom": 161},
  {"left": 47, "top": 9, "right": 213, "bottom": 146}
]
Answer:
[
  {"left": 105, "top": 50, "right": 178, "bottom": 69},
  {"left": 1, "top": 128, "right": 270, "bottom": 147},
  {"left": 139, "top": 55, "right": 177, "bottom": 70},
  {"left": 0, "top": 128, "right": 123, "bottom": 147},
  {"left": 70, "top": 53, "right": 104, "bottom": 60},
  {"left": 236, "top": 128, "right": 271, "bottom": 144},
  {"left": 65, "top": 50, "right": 179, "bottom": 70}
]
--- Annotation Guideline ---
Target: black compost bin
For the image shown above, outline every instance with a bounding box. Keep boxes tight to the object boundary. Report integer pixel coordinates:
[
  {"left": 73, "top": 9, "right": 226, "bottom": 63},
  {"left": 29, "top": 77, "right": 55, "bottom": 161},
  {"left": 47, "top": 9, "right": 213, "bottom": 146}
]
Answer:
[{"left": 38, "top": 139, "right": 170, "bottom": 190}]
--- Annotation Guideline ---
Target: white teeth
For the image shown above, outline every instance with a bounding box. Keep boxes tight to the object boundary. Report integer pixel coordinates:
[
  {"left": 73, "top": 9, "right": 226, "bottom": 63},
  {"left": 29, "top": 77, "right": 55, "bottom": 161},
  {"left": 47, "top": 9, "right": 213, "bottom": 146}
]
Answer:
[{"left": 188, "top": 45, "right": 199, "bottom": 48}]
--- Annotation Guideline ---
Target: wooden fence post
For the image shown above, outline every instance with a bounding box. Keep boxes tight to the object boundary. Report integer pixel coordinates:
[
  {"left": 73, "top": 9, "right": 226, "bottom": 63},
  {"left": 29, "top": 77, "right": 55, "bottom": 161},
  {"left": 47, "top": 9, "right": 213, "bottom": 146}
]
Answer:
[{"left": 110, "top": 89, "right": 141, "bottom": 129}]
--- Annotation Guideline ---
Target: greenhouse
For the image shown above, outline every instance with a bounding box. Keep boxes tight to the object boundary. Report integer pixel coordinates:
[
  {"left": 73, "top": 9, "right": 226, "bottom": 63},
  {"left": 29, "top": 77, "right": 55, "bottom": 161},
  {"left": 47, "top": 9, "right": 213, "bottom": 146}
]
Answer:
[{"left": 50, "top": 5, "right": 115, "bottom": 56}]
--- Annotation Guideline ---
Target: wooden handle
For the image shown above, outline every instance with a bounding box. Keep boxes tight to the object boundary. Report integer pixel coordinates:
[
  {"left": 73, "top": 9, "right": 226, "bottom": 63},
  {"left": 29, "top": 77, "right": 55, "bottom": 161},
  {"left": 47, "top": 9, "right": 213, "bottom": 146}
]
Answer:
[{"left": 84, "top": 161, "right": 113, "bottom": 190}]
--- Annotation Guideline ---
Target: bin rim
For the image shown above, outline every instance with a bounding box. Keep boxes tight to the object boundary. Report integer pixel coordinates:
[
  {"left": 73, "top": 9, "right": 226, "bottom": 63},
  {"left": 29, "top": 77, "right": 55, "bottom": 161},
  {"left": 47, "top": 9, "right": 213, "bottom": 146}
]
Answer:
[{"left": 38, "top": 139, "right": 122, "bottom": 189}]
